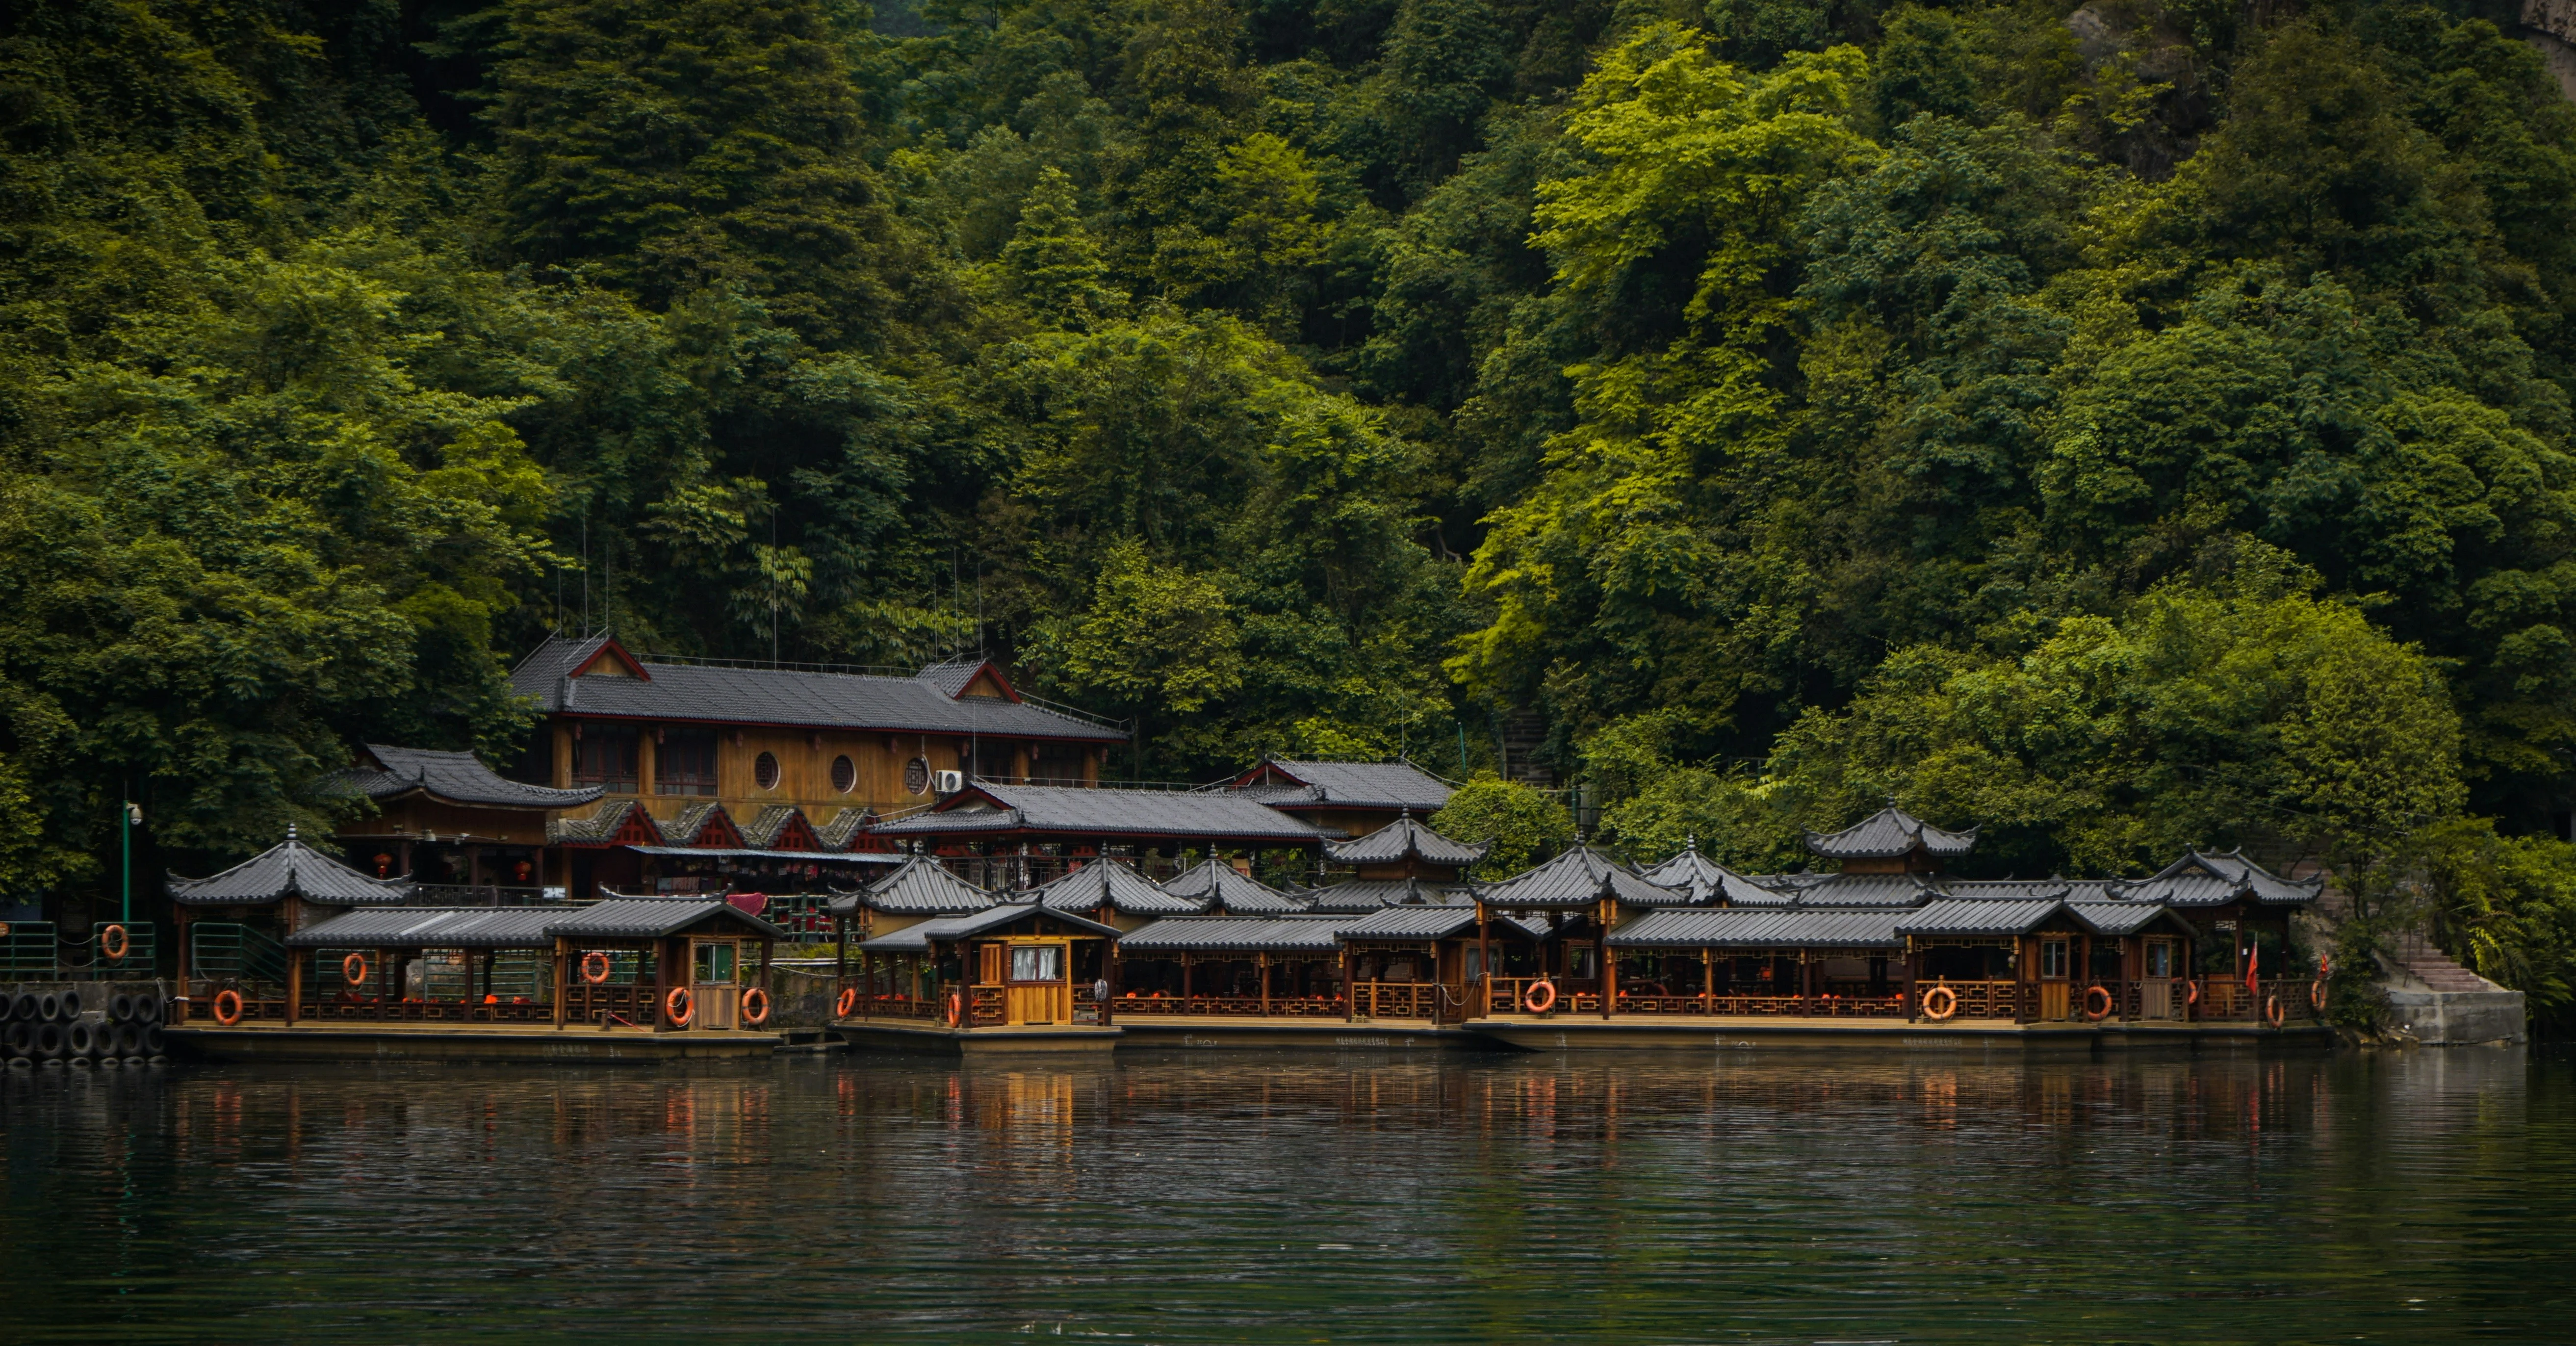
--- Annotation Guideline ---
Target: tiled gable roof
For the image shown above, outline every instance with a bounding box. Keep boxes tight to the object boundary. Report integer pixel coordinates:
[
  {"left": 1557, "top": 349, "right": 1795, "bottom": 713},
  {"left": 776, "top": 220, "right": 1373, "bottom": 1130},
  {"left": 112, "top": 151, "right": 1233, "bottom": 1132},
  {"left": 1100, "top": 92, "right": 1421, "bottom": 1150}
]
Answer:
[
  {"left": 2117, "top": 849, "right": 2323, "bottom": 906},
  {"left": 874, "top": 783, "right": 1332, "bottom": 843},
  {"left": 1161, "top": 859, "right": 1303, "bottom": 913},
  {"left": 1322, "top": 815, "right": 1488, "bottom": 867},
  {"left": 1231, "top": 758, "right": 1456, "bottom": 813},
  {"left": 1635, "top": 844, "right": 1775, "bottom": 906},
  {"left": 856, "top": 903, "right": 1120, "bottom": 952},
  {"left": 1804, "top": 805, "right": 1979, "bottom": 860},
  {"left": 508, "top": 634, "right": 1122, "bottom": 742},
  {"left": 1300, "top": 877, "right": 1475, "bottom": 912},
  {"left": 1030, "top": 859, "right": 1205, "bottom": 916},
  {"left": 547, "top": 800, "right": 664, "bottom": 846},
  {"left": 825, "top": 854, "right": 998, "bottom": 917},
  {"left": 1608, "top": 907, "right": 1906, "bottom": 950},
  {"left": 812, "top": 807, "right": 876, "bottom": 851},
  {"left": 1117, "top": 915, "right": 1348, "bottom": 953},
  {"left": 1477, "top": 843, "right": 1681, "bottom": 909},
  {"left": 331, "top": 744, "right": 602, "bottom": 811}
]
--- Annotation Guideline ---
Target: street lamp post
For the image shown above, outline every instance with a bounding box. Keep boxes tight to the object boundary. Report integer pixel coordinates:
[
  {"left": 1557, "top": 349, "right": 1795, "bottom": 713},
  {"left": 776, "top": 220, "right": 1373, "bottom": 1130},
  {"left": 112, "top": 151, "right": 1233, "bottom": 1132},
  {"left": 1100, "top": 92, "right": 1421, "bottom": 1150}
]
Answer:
[{"left": 122, "top": 802, "right": 142, "bottom": 923}]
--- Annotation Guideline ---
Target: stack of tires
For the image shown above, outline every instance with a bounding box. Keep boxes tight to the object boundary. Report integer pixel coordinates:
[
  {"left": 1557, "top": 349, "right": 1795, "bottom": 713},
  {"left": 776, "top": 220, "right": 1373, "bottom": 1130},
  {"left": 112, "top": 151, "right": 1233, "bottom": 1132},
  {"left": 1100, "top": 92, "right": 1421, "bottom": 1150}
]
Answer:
[{"left": 1, "top": 990, "right": 166, "bottom": 1068}]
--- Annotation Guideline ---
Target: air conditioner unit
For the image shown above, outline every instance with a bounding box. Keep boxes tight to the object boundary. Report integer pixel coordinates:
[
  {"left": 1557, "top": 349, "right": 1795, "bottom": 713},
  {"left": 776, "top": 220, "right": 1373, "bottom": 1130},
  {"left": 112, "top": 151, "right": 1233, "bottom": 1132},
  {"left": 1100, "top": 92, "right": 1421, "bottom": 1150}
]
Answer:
[{"left": 933, "top": 769, "right": 965, "bottom": 795}]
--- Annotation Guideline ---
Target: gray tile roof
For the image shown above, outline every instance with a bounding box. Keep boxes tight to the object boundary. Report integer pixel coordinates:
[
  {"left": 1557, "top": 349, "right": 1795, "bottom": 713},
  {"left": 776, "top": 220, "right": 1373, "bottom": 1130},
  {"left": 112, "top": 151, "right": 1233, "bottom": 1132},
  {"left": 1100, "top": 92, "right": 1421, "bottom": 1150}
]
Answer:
[
  {"left": 625, "top": 845, "right": 902, "bottom": 865},
  {"left": 1321, "top": 816, "right": 1488, "bottom": 867},
  {"left": 1893, "top": 899, "right": 2081, "bottom": 937},
  {"left": 286, "top": 897, "right": 785, "bottom": 946},
  {"left": 1635, "top": 846, "right": 1775, "bottom": 906},
  {"left": 1031, "top": 860, "right": 1206, "bottom": 916},
  {"left": 168, "top": 833, "right": 415, "bottom": 906},
  {"left": 1804, "top": 805, "right": 1979, "bottom": 860},
  {"left": 1478, "top": 844, "right": 1682, "bottom": 909},
  {"left": 856, "top": 903, "right": 1120, "bottom": 952},
  {"left": 1940, "top": 879, "right": 2074, "bottom": 901},
  {"left": 509, "top": 634, "right": 1124, "bottom": 742},
  {"left": 825, "top": 854, "right": 999, "bottom": 917},
  {"left": 1117, "top": 915, "right": 1350, "bottom": 953},
  {"left": 2119, "top": 850, "right": 2323, "bottom": 906},
  {"left": 1340, "top": 906, "right": 1491, "bottom": 941},
  {"left": 873, "top": 783, "right": 1333, "bottom": 843},
  {"left": 1300, "top": 878, "right": 1475, "bottom": 912},
  {"left": 738, "top": 805, "right": 807, "bottom": 850},
  {"left": 660, "top": 802, "right": 733, "bottom": 846},
  {"left": 2068, "top": 901, "right": 2188, "bottom": 936},
  {"left": 1608, "top": 907, "right": 1906, "bottom": 950},
  {"left": 1160, "top": 859, "right": 1303, "bottom": 914},
  {"left": 812, "top": 807, "right": 875, "bottom": 850},
  {"left": 1780, "top": 873, "right": 1939, "bottom": 907},
  {"left": 1232, "top": 758, "right": 1457, "bottom": 812},
  {"left": 329, "top": 744, "right": 603, "bottom": 811},
  {"left": 547, "top": 800, "right": 664, "bottom": 845}
]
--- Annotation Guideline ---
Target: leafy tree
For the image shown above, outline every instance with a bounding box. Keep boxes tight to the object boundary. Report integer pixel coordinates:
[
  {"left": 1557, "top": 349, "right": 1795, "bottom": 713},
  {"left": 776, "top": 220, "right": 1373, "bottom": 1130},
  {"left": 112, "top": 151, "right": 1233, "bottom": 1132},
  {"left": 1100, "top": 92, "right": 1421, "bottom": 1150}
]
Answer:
[{"left": 1428, "top": 776, "right": 1572, "bottom": 875}]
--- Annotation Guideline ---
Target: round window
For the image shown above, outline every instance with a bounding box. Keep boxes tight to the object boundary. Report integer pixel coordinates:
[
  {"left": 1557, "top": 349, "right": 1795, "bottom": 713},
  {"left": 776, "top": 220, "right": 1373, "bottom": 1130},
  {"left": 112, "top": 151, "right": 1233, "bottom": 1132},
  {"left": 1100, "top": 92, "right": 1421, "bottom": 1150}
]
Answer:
[
  {"left": 830, "top": 754, "right": 857, "bottom": 793},
  {"left": 903, "top": 755, "right": 930, "bottom": 796},
  {"left": 754, "top": 751, "right": 781, "bottom": 790}
]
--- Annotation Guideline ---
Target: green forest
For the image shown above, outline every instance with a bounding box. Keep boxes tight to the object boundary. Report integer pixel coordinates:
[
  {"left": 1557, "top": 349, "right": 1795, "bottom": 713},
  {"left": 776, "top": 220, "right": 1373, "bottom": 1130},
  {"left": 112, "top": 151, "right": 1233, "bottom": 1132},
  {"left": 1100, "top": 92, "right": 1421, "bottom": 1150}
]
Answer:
[{"left": 7, "top": 0, "right": 2576, "bottom": 1012}]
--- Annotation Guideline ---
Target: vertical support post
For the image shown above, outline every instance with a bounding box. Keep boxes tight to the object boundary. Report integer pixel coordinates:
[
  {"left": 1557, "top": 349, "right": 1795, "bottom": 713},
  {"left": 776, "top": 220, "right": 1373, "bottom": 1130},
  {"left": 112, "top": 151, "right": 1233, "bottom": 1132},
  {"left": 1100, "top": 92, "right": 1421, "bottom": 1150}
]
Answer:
[
  {"left": 284, "top": 947, "right": 304, "bottom": 1027},
  {"left": 1341, "top": 944, "right": 1354, "bottom": 1023},
  {"left": 1901, "top": 940, "right": 1916, "bottom": 1022},
  {"left": 1182, "top": 951, "right": 1193, "bottom": 1012},
  {"left": 553, "top": 937, "right": 568, "bottom": 1029},
  {"left": 1702, "top": 946, "right": 1714, "bottom": 1016},
  {"left": 174, "top": 908, "right": 193, "bottom": 1022},
  {"left": 1259, "top": 951, "right": 1271, "bottom": 1018},
  {"left": 1600, "top": 899, "right": 1615, "bottom": 1020},
  {"left": 834, "top": 915, "right": 848, "bottom": 998},
  {"left": 1475, "top": 903, "right": 1491, "bottom": 1018}
]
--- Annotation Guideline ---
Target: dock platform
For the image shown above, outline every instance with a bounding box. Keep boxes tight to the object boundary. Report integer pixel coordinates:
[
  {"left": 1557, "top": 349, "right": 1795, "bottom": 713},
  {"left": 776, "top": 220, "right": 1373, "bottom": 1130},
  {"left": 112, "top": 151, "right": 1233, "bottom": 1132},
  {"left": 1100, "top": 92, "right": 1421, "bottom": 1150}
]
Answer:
[
  {"left": 164, "top": 1021, "right": 783, "bottom": 1062},
  {"left": 1463, "top": 1015, "right": 2337, "bottom": 1052}
]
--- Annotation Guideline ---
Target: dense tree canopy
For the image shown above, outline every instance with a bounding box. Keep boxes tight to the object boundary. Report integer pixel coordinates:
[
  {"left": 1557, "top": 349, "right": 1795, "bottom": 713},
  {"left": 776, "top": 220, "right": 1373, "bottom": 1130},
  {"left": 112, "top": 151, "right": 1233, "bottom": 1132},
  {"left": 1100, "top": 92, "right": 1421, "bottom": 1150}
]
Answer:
[{"left": 10, "top": 0, "right": 2576, "bottom": 1008}]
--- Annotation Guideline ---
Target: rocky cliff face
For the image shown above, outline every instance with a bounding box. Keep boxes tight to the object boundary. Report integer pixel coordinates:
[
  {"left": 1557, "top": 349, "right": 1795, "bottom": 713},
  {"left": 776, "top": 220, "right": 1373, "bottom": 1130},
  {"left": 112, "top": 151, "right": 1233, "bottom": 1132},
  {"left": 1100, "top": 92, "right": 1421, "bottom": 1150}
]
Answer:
[{"left": 2532, "top": 0, "right": 2576, "bottom": 101}]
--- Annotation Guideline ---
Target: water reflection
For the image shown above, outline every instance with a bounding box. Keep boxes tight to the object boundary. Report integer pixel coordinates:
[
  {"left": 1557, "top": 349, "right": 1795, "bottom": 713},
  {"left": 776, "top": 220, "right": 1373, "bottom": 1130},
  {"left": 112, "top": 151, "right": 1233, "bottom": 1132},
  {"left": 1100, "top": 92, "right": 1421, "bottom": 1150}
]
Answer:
[{"left": 0, "top": 1047, "right": 2565, "bottom": 1341}]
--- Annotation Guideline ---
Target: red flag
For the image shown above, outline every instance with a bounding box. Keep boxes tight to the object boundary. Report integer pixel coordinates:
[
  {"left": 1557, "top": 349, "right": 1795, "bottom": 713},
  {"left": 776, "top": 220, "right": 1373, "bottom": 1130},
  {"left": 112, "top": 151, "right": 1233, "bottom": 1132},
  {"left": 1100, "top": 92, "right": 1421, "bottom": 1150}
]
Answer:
[{"left": 2245, "top": 942, "right": 2259, "bottom": 999}]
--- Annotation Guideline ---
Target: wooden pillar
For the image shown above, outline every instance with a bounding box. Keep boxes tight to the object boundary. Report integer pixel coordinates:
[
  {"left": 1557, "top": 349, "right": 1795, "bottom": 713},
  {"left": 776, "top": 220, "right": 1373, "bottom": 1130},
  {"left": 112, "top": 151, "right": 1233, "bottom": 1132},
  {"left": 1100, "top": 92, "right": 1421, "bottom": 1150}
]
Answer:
[
  {"left": 1475, "top": 903, "right": 1492, "bottom": 1017},
  {"left": 2186, "top": 935, "right": 2198, "bottom": 1021},
  {"left": 1259, "top": 951, "right": 1271, "bottom": 1018},
  {"left": 1341, "top": 944, "right": 1355, "bottom": 1022},
  {"left": 1702, "top": 946, "right": 1714, "bottom": 1015},
  {"left": 174, "top": 908, "right": 193, "bottom": 1022},
  {"left": 553, "top": 937, "right": 569, "bottom": 1029},
  {"left": 1104, "top": 935, "right": 1120, "bottom": 1027},
  {"left": 1599, "top": 900, "right": 1615, "bottom": 1020},
  {"left": 1901, "top": 941, "right": 1916, "bottom": 1021},
  {"left": 284, "top": 947, "right": 304, "bottom": 1027}
]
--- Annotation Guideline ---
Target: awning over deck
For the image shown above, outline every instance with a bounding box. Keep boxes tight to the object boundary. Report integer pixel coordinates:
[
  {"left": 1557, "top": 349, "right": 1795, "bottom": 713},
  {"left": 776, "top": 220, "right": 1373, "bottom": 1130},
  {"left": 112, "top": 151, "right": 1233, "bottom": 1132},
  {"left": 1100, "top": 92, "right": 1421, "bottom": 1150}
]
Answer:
[
  {"left": 284, "top": 897, "right": 788, "bottom": 948},
  {"left": 855, "top": 903, "right": 1120, "bottom": 953},
  {"left": 1117, "top": 916, "right": 1348, "bottom": 954}
]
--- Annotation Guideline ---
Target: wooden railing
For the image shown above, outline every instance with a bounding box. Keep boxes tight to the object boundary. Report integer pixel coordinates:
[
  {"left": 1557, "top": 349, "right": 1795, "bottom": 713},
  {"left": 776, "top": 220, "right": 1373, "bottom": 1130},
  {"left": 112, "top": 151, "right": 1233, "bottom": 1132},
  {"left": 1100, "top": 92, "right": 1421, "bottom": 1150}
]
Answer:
[
  {"left": 559, "top": 982, "right": 664, "bottom": 1025},
  {"left": 303, "top": 996, "right": 557, "bottom": 1024},
  {"left": 1114, "top": 994, "right": 1347, "bottom": 1017},
  {"left": 2195, "top": 977, "right": 2321, "bottom": 1023},
  {"left": 1350, "top": 982, "right": 1440, "bottom": 1020},
  {"left": 969, "top": 984, "right": 1005, "bottom": 1028}
]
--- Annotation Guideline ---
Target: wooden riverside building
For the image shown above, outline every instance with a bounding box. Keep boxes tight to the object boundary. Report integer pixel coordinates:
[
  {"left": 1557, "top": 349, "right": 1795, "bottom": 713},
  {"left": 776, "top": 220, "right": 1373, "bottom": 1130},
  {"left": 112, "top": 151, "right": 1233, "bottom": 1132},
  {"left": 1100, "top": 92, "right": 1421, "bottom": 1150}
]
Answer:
[{"left": 162, "top": 830, "right": 787, "bottom": 1060}]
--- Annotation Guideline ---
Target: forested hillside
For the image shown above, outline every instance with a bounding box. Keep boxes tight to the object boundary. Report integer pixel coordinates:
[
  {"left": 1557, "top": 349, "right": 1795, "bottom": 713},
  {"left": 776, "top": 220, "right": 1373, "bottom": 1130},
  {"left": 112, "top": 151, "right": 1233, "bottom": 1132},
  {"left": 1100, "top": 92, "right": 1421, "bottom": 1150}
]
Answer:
[{"left": 9, "top": 0, "right": 2576, "bottom": 1000}]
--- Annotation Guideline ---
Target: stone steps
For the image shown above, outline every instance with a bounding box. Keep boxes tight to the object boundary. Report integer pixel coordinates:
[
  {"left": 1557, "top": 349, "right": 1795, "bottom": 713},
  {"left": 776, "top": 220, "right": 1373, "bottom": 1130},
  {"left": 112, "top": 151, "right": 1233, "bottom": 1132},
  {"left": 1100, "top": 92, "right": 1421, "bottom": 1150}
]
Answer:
[{"left": 2388, "top": 932, "right": 2494, "bottom": 992}]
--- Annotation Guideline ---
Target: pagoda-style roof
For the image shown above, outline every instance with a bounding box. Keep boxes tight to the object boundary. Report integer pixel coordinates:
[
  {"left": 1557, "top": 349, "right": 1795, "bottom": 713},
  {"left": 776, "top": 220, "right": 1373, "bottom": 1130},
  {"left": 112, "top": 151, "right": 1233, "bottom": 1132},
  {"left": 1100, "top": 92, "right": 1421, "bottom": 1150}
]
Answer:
[
  {"left": 2115, "top": 849, "right": 2322, "bottom": 906},
  {"left": 812, "top": 806, "right": 876, "bottom": 851},
  {"left": 1160, "top": 859, "right": 1303, "bottom": 913},
  {"left": 1229, "top": 757, "right": 1456, "bottom": 814},
  {"left": 1636, "top": 842, "right": 1775, "bottom": 906},
  {"left": 1804, "top": 805, "right": 1978, "bottom": 861},
  {"left": 1118, "top": 915, "right": 1349, "bottom": 954},
  {"left": 285, "top": 897, "right": 786, "bottom": 947},
  {"left": 658, "top": 802, "right": 744, "bottom": 849},
  {"left": 824, "top": 854, "right": 999, "bottom": 917},
  {"left": 330, "top": 744, "right": 603, "bottom": 811},
  {"left": 1477, "top": 843, "right": 1682, "bottom": 910},
  {"left": 1029, "top": 859, "right": 1206, "bottom": 916},
  {"left": 856, "top": 903, "right": 1120, "bottom": 953},
  {"left": 1322, "top": 815, "right": 1488, "bottom": 868},
  {"left": 167, "top": 829, "right": 414, "bottom": 907},
  {"left": 739, "top": 805, "right": 822, "bottom": 852}
]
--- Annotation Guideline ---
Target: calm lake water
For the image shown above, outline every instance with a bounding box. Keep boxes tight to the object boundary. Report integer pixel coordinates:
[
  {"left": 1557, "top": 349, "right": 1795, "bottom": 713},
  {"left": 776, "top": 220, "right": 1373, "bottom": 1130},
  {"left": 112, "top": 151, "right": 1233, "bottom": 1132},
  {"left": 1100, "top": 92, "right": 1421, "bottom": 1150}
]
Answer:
[{"left": 0, "top": 1045, "right": 2567, "bottom": 1342}]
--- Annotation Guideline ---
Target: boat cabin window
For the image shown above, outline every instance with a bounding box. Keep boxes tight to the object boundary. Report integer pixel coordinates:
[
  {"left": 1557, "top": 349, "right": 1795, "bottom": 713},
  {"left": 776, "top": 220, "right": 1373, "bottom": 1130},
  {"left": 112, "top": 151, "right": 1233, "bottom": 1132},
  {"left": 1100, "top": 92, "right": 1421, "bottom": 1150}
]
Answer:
[
  {"left": 2146, "top": 940, "right": 2177, "bottom": 978},
  {"left": 2039, "top": 938, "right": 2069, "bottom": 980},
  {"left": 1010, "top": 945, "right": 1063, "bottom": 983},
  {"left": 1566, "top": 946, "right": 1598, "bottom": 979},
  {"left": 693, "top": 942, "right": 738, "bottom": 985}
]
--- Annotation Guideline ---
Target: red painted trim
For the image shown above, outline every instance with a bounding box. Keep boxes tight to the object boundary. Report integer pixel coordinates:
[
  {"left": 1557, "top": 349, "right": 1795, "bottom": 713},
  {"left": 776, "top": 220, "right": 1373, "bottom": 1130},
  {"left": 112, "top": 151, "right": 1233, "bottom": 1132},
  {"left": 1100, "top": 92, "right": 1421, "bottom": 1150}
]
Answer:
[{"left": 568, "top": 636, "right": 652, "bottom": 681}]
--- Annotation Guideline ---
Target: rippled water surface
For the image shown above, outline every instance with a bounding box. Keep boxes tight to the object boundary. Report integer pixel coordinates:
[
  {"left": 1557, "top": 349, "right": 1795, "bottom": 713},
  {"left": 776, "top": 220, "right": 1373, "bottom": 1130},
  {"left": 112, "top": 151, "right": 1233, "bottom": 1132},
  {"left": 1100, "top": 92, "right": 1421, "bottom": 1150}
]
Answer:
[{"left": 1, "top": 1046, "right": 2569, "bottom": 1342}]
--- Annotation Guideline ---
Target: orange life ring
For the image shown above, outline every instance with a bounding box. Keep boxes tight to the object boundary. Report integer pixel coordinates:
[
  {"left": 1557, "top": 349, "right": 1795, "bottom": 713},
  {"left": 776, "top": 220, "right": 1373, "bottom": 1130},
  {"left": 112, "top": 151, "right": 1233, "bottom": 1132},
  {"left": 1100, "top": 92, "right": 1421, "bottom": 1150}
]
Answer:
[
  {"left": 212, "top": 988, "right": 244, "bottom": 1026},
  {"left": 1920, "top": 984, "right": 1958, "bottom": 1021},
  {"left": 581, "top": 951, "right": 612, "bottom": 984},
  {"left": 100, "top": 924, "right": 129, "bottom": 960},
  {"left": 2186, "top": 979, "right": 2201, "bottom": 1006},
  {"left": 2265, "top": 994, "right": 2285, "bottom": 1028},
  {"left": 342, "top": 953, "right": 369, "bottom": 985},
  {"left": 666, "top": 986, "right": 694, "bottom": 1026},
  {"left": 836, "top": 986, "right": 858, "bottom": 1017},
  {"left": 945, "top": 991, "right": 963, "bottom": 1027},
  {"left": 741, "top": 986, "right": 771, "bottom": 1026},
  {"left": 2310, "top": 979, "right": 2327, "bottom": 1011},
  {"left": 1524, "top": 979, "right": 1559, "bottom": 1013},
  {"left": 2083, "top": 984, "right": 2113, "bottom": 1021}
]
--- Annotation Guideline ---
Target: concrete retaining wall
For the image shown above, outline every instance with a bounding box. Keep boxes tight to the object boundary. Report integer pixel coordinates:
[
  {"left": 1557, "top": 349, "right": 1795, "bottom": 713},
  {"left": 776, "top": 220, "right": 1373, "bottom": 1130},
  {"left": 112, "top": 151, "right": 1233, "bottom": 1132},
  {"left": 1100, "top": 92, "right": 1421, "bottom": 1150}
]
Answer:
[{"left": 2385, "top": 987, "right": 2527, "bottom": 1045}]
